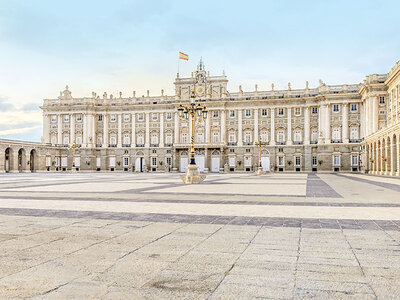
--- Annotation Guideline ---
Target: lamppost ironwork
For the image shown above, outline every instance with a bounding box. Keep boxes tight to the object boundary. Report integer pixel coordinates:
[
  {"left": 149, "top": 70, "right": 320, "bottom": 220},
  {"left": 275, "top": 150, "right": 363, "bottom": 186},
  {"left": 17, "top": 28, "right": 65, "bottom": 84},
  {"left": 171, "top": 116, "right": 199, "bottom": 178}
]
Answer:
[
  {"left": 255, "top": 137, "right": 267, "bottom": 175},
  {"left": 70, "top": 143, "right": 77, "bottom": 172},
  {"left": 177, "top": 89, "right": 208, "bottom": 166}
]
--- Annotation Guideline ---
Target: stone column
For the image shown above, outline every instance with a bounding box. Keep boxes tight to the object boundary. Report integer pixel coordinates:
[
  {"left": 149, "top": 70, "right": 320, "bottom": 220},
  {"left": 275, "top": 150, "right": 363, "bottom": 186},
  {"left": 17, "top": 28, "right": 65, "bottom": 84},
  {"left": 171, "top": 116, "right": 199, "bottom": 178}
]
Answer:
[
  {"left": 287, "top": 108, "right": 292, "bottom": 145},
  {"left": 342, "top": 103, "right": 349, "bottom": 143},
  {"left": 325, "top": 105, "right": 330, "bottom": 144},
  {"left": 83, "top": 113, "right": 87, "bottom": 147},
  {"left": 91, "top": 114, "right": 96, "bottom": 147},
  {"left": 391, "top": 141, "right": 396, "bottom": 176},
  {"left": 117, "top": 114, "right": 122, "bottom": 147},
  {"left": 160, "top": 113, "right": 164, "bottom": 147},
  {"left": 43, "top": 114, "right": 50, "bottom": 144},
  {"left": 174, "top": 112, "right": 179, "bottom": 144},
  {"left": 238, "top": 109, "right": 243, "bottom": 146},
  {"left": 397, "top": 138, "right": 400, "bottom": 176},
  {"left": 360, "top": 103, "right": 365, "bottom": 139},
  {"left": 103, "top": 113, "right": 108, "bottom": 147},
  {"left": 221, "top": 110, "right": 226, "bottom": 143},
  {"left": 70, "top": 113, "right": 75, "bottom": 145},
  {"left": 304, "top": 107, "right": 310, "bottom": 145},
  {"left": 57, "top": 114, "right": 62, "bottom": 145},
  {"left": 131, "top": 113, "right": 136, "bottom": 147},
  {"left": 318, "top": 105, "right": 324, "bottom": 144},
  {"left": 380, "top": 142, "right": 383, "bottom": 175},
  {"left": 206, "top": 113, "right": 211, "bottom": 144},
  {"left": 385, "top": 143, "right": 389, "bottom": 175},
  {"left": 270, "top": 108, "right": 275, "bottom": 145},
  {"left": 253, "top": 109, "right": 258, "bottom": 142},
  {"left": 372, "top": 97, "right": 378, "bottom": 133},
  {"left": 145, "top": 112, "right": 150, "bottom": 147}
]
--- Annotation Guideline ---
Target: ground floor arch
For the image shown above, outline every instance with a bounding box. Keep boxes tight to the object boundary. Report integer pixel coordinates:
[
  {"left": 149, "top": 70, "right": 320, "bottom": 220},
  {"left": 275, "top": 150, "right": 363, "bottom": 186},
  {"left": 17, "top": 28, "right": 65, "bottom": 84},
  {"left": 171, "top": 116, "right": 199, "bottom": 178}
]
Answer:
[
  {"left": 5, "top": 148, "right": 13, "bottom": 172},
  {"left": 18, "top": 148, "right": 26, "bottom": 172},
  {"left": 261, "top": 149, "right": 271, "bottom": 172}
]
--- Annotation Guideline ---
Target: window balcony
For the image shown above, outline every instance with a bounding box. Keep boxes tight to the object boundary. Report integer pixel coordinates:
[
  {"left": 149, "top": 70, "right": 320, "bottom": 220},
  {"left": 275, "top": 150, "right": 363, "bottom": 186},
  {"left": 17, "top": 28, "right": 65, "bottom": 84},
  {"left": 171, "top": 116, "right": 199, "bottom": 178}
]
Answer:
[
  {"left": 165, "top": 143, "right": 173, "bottom": 147},
  {"left": 331, "top": 139, "right": 342, "bottom": 144},
  {"left": 349, "top": 139, "right": 362, "bottom": 143},
  {"left": 228, "top": 142, "right": 237, "bottom": 146},
  {"left": 243, "top": 142, "right": 253, "bottom": 145},
  {"left": 293, "top": 141, "right": 303, "bottom": 145},
  {"left": 95, "top": 144, "right": 102, "bottom": 148},
  {"left": 276, "top": 141, "right": 286, "bottom": 145},
  {"left": 310, "top": 140, "right": 318, "bottom": 144},
  {"left": 136, "top": 144, "right": 145, "bottom": 147},
  {"left": 122, "top": 144, "right": 131, "bottom": 147},
  {"left": 108, "top": 144, "right": 117, "bottom": 147},
  {"left": 150, "top": 144, "right": 159, "bottom": 147}
]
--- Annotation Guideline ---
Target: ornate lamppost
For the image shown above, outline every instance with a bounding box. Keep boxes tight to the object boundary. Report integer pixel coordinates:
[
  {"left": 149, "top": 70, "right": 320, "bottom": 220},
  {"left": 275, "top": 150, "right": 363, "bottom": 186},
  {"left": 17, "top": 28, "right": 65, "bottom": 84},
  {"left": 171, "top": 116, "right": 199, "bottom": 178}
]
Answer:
[
  {"left": 177, "top": 89, "right": 208, "bottom": 183},
  {"left": 70, "top": 143, "right": 77, "bottom": 173},
  {"left": 255, "top": 137, "right": 267, "bottom": 175}
]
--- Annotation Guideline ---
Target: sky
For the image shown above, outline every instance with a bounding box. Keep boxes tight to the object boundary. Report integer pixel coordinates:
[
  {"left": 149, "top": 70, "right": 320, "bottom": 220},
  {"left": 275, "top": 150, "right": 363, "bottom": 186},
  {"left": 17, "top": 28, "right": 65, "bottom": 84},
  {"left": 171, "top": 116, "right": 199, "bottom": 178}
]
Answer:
[{"left": 0, "top": 0, "right": 399, "bottom": 142}]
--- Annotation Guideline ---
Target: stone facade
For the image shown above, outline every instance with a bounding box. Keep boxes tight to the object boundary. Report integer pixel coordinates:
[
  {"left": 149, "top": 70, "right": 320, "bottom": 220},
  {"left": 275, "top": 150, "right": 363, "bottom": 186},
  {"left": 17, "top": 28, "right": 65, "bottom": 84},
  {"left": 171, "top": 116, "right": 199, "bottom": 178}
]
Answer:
[{"left": 1, "top": 58, "right": 399, "bottom": 175}]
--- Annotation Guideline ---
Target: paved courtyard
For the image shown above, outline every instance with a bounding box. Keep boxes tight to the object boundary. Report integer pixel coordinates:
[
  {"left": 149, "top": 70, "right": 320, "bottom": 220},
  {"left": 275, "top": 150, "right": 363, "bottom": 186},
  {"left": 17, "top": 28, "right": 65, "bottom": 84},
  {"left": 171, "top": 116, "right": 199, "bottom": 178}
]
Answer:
[{"left": 0, "top": 172, "right": 399, "bottom": 299}]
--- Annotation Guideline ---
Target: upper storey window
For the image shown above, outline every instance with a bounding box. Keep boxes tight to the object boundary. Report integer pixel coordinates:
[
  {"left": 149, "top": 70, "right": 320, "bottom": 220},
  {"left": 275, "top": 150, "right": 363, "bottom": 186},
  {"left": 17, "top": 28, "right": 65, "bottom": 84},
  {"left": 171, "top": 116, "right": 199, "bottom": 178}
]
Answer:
[
  {"left": 64, "top": 115, "right": 69, "bottom": 122},
  {"left": 76, "top": 114, "right": 82, "bottom": 122},
  {"left": 124, "top": 114, "right": 130, "bottom": 122},
  {"left": 152, "top": 113, "right": 158, "bottom": 121},
  {"left": 245, "top": 109, "right": 251, "bottom": 117},
  {"left": 261, "top": 109, "right": 268, "bottom": 116},
  {"left": 51, "top": 115, "right": 57, "bottom": 123},
  {"left": 98, "top": 115, "right": 103, "bottom": 122},
  {"left": 333, "top": 104, "right": 340, "bottom": 112},
  {"left": 137, "top": 113, "right": 144, "bottom": 121},
  {"left": 351, "top": 104, "right": 358, "bottom": 112},
  {"left": 213, "top": 111, "right": 219, "bottom": 118},
  {"left": 379, "top": 96, "right": 385, "bottom": 105},
  {"left": 110, "top": 114, "right": 117, "bottom": 122},
  {"left": 294, "top": 107, "right": 301, "bottom": 116},
  {"left": 278, "top": 108, "right": 284, "bottom": 116},
  {"left": 312, "top": 107, "right": 318, "bottom": 114},
  {"left": 229, "top": 110, "right": 236, "bottom": 118},
  {"left": 166, "top": 112, "right": 172, "bottom": 120}
]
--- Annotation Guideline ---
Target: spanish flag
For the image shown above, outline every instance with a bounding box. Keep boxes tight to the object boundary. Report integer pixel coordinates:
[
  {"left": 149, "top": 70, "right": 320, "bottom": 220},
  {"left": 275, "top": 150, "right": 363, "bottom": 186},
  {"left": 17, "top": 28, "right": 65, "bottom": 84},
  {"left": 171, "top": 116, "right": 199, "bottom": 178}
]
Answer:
[{"left": 179, "top": 52, "right": 189, "bottom": 61}]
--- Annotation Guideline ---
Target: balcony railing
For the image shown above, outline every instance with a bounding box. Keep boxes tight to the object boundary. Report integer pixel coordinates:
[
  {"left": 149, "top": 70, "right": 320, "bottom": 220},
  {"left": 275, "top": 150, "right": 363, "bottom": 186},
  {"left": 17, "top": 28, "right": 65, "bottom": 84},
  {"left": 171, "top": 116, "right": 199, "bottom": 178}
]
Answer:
[
  {"left": 276, "top": 141, "right": 286, "bottom": 145},
  {"left": 122, "top": 144, "right": 131, "bottom": 147},
  {"left": 310, "top": 141, "right": 318, "bottom": 144},
  {"left": 228, "top": 142, "right": 237, "bottom": 146},
  {"left": 136, "top": 144, "right": 145, "bottom": 147},
  {"left": 349, "top": 139, "right": 362, "bottom": 143},
  {"left": 108, "top": 144, "right": 117, "bottom": 147},
  {"left": 331, "top": 139, "right": 342, "bottom": 144},
  {"left": 165, "top": 143, "right": 173, "bottom": 147},
  {"left": 95, "top": 144, "right": 102, "bottom": 148},
  {"left": 243, "top": 142, "right": 253, "bottom": 145},
  {"left": 293, "top": 141, "right": 303, "bottom": 145},
  {"left": 150, "top": 143, "right": 159, "bottom": 147}
]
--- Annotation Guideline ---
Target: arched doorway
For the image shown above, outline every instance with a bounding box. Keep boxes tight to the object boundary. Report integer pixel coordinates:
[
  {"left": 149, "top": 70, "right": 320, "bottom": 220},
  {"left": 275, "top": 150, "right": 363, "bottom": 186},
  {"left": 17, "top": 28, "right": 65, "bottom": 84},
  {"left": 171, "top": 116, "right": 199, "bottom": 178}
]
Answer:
[
  {"left": 135, "top": 151, "right": 145, "bottom": 172},
  {"left": 5, "top": 148, "right": 13, "bottom": 173},
  {"left": 18, "top": 148, "right": 26, "bottom": 173},
  {"left": 261, "top": 150, "right": 270, "bottom": 172},
  {"left": 180, "top": 151, "right": 188, "bottom": 173},
  {"left": 30, "top": 149, "right": 37, "bottom": 172},
  {"left": 195, "top": 150, "right": 205, "bottom": 172},
  {"left": 393, "top": 134, "right": 398, "bottom": 175}
]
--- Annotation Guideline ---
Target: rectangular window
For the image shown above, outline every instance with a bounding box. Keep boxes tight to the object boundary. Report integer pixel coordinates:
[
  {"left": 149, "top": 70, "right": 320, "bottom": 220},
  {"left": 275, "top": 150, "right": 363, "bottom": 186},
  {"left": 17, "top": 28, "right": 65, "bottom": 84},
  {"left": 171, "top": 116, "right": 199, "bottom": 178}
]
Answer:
[
  {"left": 152, "top": 113, "right": 158, "bottom": 121},
  {"left": 166, "top": 112, "right": 172, "bottom": 120},
  {"left": 294, "top": 107, "right": 301, "bottom": 116},
  {"left": 312, "top": 107, "right": 318, "bottom": 114},
  {"left": 261, "top": 109, "right": 268, "bottom": 116},
  {"left": 110, "top": 114, "right": 116, "bottom": 122},
  {"left": 245, "top": 109, "right": 251, "bottom": 117},
  {"left": 64, "top": 115, "right": 69, "bottom": 122},
  {"left": 51, "top": 115, "right": 57, "bottom": 123},
  {"left": 351, "top": 104, "right": 358, "bottom": 112},
  {"left": 138, "top": 114, "right": 144, "bottom": 121},
  {"left": 124, "top": 114, "right": 130, "bottom": 122},
  {"left": 213, "top": 111, "right": 219, "bottom": 118},
  {"left": 333, "top": 104, "right": 339, "bottom": 112},
  {"left": 352, "top": 155, "right": 359, "bottom": 166},
  {"left": 295, "top": 156, "right": 301, "bottom": 166},
  {"left": 278, "top": 108, "right": 284, "bottom": 116},
  {"left": 166, "top": 157, "right": 172, "bottom": 166},
  {"left": 333, "top": 155, "right": 340, "bottom": 166},
  {"left": 152, "top": 157, "right": 157, "bottom": 166},
  {"left": 312, "top": 156, "right": 317, "bottom": 166},
  {"left": 229, "top": 110, "right": 236, "bottom": 118},
  {"left": 379, "top": 96, "right": 385, "bottom": 104},
  {"left": 98, "top": 115, "right": 103, "bottom": 121},
  {"left": 76, "top": 114, "right": 82, "bottom": 122},
  {"left": 278, "top": 156, "right": 284, "bottom": 166},
  {"left": 123, "top": 157, "right": 129, "bottom": 166}
]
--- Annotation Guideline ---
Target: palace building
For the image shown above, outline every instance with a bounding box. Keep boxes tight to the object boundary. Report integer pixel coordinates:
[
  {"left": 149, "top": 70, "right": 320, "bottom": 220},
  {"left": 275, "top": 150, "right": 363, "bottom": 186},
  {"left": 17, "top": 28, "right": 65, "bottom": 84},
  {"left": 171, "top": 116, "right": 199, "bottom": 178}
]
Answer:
[{"left": 1, "top": 58, "right": 399, "bottom": 176}]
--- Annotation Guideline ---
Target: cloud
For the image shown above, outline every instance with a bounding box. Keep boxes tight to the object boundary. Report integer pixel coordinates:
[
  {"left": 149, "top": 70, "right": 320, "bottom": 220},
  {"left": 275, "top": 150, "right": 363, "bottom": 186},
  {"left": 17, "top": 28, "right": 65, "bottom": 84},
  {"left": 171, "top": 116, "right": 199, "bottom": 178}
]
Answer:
[
  {"left": 0, "top": 96, "right": 15, "bottom": 111},
  {"left": 0, "top": 125, "right": 40, "bottom": 136},
  {"left": 0, "top": 110, "right": 42, "bottom": 126},
  {"left": 21, "top": 102, "right": 40, "bottom": 111}
]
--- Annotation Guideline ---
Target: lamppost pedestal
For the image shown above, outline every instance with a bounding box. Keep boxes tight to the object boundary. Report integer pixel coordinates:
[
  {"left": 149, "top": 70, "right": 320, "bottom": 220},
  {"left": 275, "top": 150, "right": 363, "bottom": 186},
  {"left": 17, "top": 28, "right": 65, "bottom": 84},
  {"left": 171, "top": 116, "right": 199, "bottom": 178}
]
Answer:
[
  {"left": 180, "top": 164, "right": 206, "bottom": 184},
  {"left": 256, "top": 166, "right": 264, "bottom": 175}
]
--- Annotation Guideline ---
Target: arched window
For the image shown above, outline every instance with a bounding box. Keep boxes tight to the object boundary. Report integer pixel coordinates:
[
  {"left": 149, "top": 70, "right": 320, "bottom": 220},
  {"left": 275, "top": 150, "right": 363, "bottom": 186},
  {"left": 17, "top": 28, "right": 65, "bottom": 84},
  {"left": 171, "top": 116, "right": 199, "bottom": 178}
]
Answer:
[
  {"left": 332, "top": 128, "right": 341, "bottom": 141},
  {"left": 123, "top": 134, "right": 130, "bottom": 145},
  {"left": 261, "top": 131, "right": 268, "bottom": 142},
  {"left": 350, "top": 127, "right": 359, "bottom": 140},
  {"left": 137, "top": 134, "right": 144, "bottom": 145},
  {"left": 294, "top": 130, "right": 302, "bottom": 142}
]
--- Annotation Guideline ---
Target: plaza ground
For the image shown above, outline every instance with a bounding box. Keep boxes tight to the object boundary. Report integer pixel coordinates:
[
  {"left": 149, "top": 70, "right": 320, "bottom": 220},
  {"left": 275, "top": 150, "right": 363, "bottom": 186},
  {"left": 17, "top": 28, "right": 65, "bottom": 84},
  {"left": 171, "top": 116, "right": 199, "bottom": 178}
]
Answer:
[{"left": 0, "top": 172, "right": 399, "bottom": 299}]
